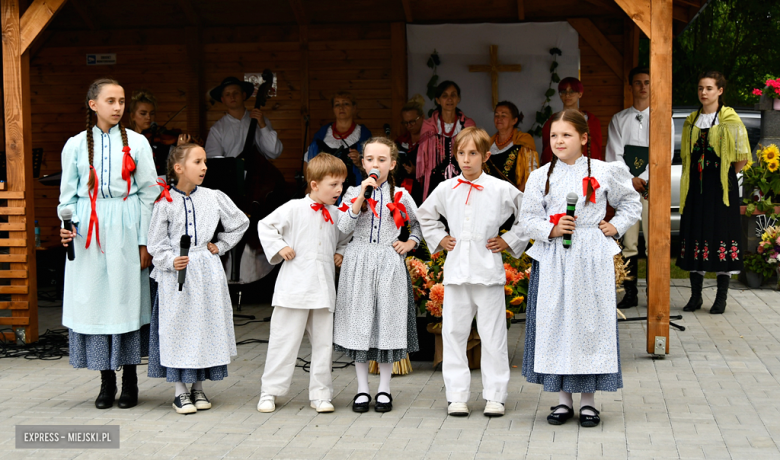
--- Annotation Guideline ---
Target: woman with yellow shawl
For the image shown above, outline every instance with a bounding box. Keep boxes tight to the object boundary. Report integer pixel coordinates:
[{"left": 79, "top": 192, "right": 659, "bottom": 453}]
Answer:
[
  {"left": 485, "top": 101, "right": 539, "bottom": 192},
  {"left": 677, "top": 71, "right": 750, "bottom": 315}
]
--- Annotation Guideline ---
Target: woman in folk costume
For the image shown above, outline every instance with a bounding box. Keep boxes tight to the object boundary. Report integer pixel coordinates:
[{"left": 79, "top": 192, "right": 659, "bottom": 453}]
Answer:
[
  {"left": 677, "top": 71, "right": 750, "bottom": 314},
  {"left": 146, "top": 144, "right": 249, "bottom": 414},
  {"left": 486, "top": 101, "right": 540, "bottom": 192},
  {"left": 541, "top": 77, "right": 603, "bottom": 165},
  {"left": 395, "top": 94, "right": 426, "bottom": 205},
  {"left": 58, "top": 78, "right": 159, "bottom": 409},
  {"left": 417, "top": 80, "right": 476, "bottom": 200},
  {"left": 520, "top": 109, "right": 641, "bottom": 427}
]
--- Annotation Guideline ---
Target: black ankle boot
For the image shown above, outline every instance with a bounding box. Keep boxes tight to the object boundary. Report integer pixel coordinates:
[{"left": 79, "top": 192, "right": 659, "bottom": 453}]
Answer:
[
  {"left": 710, "top": 275, "right": 729, "bottom": 314},
  {"left": 95, "top": 370, "right": 117, "bottom": 409},
  {"left": 617, "top": 256, "right": 638, "bottom": 309},
  {"left": 683, "top": 272, "right": 704, "bottom": 312},
  {"left": 118, "top": 365, "right": 138, "bottom": 409}
]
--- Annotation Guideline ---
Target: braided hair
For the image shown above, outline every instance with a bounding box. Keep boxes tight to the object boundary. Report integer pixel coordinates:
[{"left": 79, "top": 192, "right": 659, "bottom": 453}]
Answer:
[
  {"left": 85, "top": 78, "right": 131, "bottom": 191},
  {"left": 544, "top": 109, "right": 594, "bottom": 204},
  {"left": 360, "top": 137, "right": 398, "bottom": 213}
]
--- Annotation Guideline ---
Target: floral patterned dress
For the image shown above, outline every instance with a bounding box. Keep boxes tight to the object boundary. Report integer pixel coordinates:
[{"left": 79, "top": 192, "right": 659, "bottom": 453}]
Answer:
[{"left": 676, "top": 127, "right": 743, "bottom": 273}]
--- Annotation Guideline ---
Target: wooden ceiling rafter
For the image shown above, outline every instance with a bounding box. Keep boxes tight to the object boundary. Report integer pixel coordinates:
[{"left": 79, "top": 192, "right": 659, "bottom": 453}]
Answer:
[
  {"left": 613, "top": 0, "right": 651, "bottom": 38},
  {"left": 19, "top": 0, "right": 67, "bottom": 53},
  {"left": 401, "top": 0, "right": 413, "bottom": 23},
  {"left": 567, "top": 17, "right": 624, "bottom": 79},
  {"left": 177, "top": 0, "right": 201, "bottom": 27}
]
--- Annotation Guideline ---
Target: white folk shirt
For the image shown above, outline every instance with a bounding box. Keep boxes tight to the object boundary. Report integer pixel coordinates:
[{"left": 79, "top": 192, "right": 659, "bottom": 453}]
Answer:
[
  {"left": 257, "top": 196, "right": 349, "bottom": 312},
  {"left": 604, "top": 106, "right": 674, "bottom": 181},
  {"left": 417, "top": 172, "right": 529, "bottom": 286},
  {"left": 205, "top": 111, "right": 283, "bottom": 159}
]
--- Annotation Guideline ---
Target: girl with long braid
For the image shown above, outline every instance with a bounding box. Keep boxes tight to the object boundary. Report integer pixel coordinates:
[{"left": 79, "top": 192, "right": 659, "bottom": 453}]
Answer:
[
  {"left": 58, "top": 78, "right": 160, "bottom": 409},
  {"left": 519, "top": 109, "right": 641, "bottom": 427}
]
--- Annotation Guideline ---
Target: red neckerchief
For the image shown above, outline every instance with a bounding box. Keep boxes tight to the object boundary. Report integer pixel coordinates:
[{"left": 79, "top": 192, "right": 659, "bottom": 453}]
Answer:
[
  {"left": 549, "top": 213, "right": 566, "bottom": 225},
  {"left": 311, "top": 202, "right": 334, "bottom": 224},
  {"left": 453, "top": 178, "right": 484, "bottom": 204},
  {"left": 350, "top": 196, "right": 378, "bottom": 217},
  {"left": 386, "top": 191, "right": 409, "bottom": 229},
  {"left": 85, "top": 166, "right": 102, "bottom": 251},
  {"left": 121, "top": 146, "right": 136, "bottom": 200},
  {"left": 153, "top": 179, "right": 172, "bottom": 203},
  {"left": 582, "top": 176, "right": 600, "bottom": 204},
  {"left": 332, "top": 122, "right": 357, "bottom": 140}
]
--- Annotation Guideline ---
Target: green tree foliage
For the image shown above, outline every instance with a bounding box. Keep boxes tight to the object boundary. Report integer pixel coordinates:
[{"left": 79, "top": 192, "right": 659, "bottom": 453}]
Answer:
[{"left": 673, "top": 0, "right": 780, "bottom": 106}]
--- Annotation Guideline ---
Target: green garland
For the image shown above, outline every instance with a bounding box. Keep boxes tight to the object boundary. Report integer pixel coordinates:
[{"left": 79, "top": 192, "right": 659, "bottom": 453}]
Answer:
[{"left": 529, "top": 48, "right": 562, "bottom": 138}]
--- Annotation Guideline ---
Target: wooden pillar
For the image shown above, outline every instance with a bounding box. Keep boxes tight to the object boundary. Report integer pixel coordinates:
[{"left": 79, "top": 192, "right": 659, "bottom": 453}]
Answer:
[
  {"left": 647, "top": 0, "right": 673, "bottom": 354},
  {"left": 1, "top": 0, "right": 38, "bottom": 343},
  {"left": 390, "top": 22, "right": 407, "bottom": 139},
  {"left": 185, "top": 26, "right": 205, "bottom": 141}
]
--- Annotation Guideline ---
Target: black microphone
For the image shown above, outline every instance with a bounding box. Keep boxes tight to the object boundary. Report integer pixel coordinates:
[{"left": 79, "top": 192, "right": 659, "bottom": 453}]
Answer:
[
  {"left": 60, "top": 208, "right": 76, "bottom": 261},
  {"left": 178, "top": 234, "right": 191, "bottom": 291},
  {"left": 364, "top": 168, "right": 380, "bottom": 199},
  {"left": 383, "top": 123, "right": 391, "bottom": 137},
  {"left": 563, "top": 192, "right": 578, "bottom": 249}
]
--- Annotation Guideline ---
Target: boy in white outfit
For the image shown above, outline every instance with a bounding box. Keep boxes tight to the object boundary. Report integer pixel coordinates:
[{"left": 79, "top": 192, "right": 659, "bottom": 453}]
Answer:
[
  {"left": 256, "top": 154, "right": 349, "bottom": 413},
  {"left": 417, "top": 127, "right": 529, "bottom": 417}
]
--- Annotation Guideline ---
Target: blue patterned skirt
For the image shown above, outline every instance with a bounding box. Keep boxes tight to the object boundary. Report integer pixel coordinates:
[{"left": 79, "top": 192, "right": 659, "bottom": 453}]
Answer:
[
  {"left": 522, "top": 261, "right": 622, "bottom": 393},
  {"left": 69, "top": 326, "right": 149, "bottom": 371},
  {"left": 147, "top": 289, "right": 228, "bottom": 383}
]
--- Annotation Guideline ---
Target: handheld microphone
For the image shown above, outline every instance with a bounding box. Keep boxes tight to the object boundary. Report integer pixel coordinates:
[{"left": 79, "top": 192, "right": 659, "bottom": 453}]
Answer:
[
  {"left": 60, "top": 208, "right": 76, "bottom": 261},
  {"left": 364, "top": 168, "right": 381, "bottom": 199},
  {"left": 383, "top": 123, "right": 391, "bottom": 137},
  {"left": 563, "top": 192, "right": 578, "bottom": 249},
  {"left": 178, "top": 234, "right": 191, "bottom": 291}
]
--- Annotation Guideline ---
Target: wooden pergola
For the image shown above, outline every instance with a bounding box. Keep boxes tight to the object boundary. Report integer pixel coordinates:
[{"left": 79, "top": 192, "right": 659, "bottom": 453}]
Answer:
[{"left": 1, "top": 0, "right": 707, "bottom": 353}]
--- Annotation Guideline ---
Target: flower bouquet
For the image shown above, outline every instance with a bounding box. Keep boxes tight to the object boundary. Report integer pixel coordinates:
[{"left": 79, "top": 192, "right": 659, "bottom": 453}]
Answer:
[
  {"left": 742, "top": 144, "right": 780, "bottom": 216},
  {"left": 757, "top": 225, "right": 780, "bottom": 288},
  {"left": 753, "top": 78, "right": 780, "bottom": 99}
]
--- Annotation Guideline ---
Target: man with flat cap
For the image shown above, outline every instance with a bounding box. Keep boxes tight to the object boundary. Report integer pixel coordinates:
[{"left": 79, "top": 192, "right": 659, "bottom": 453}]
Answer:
[{"left": 205, "top": 76, "right": 283, "bottom": 159}]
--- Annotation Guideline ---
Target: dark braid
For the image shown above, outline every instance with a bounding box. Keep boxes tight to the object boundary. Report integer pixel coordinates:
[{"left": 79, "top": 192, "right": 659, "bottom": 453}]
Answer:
[
  {"left": 85, "top": 109, "right": 96, "bottom": 190},
  {"left": 544, "top": 154, "right": 558, "bottom": 196}
]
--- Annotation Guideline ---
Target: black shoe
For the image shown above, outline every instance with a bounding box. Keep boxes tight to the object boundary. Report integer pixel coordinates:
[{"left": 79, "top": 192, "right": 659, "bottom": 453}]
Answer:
[
  {"left": 579, "top": 406, "right": 601, "bottom": 427},
  {"left": 172, "top": 393, "right": 197, "bottom": 414},
  {"left": 710, "top": 275, "right": 729, "bottom": 314},
  {"left": 117, "top": 365, "right": 138, "bottom": 409},
  {"left": 190, "top": 390, "right": 212, "bottom": 410},
  {"left": 617, "top": 256, "right": 638, "bottom": 309},
  {"left": 352, "top": 393, "right": 371, "bottom": 413},
  {"left": 95, "top": 370, "right": 117, "bottom": 409},
  {"left": 547, "top": 405, "right": 574, "bottom": 425},
  {"left": 683, "top": 272, "right": 704, "bottom": 312},
  {"left": 375, "top": 392, "right": 393, "bottom": 413}
]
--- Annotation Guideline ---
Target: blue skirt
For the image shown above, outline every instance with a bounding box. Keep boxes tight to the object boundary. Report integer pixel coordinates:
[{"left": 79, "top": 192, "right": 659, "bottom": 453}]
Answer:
[
  {"left": 522, "top": 261, "right": 623, "bottom": 393},
  {"left": 147, "top": 288, "right": 228, "bottom": 383},
  {"left": 69, "top": 326, "right": 149, "bottom": 371}
]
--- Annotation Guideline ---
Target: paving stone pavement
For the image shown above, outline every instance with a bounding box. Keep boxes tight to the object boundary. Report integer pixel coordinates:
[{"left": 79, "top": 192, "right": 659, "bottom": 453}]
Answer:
[{"left": 2, "top": 279, "right": 780, "bottom": 459}]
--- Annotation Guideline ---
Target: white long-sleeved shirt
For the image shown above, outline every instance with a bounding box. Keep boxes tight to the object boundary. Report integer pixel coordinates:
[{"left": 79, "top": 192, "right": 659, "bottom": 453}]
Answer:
[
  {"left": 257, "top": 196, "right": 349, "bottom": 311},
  {"left": 205, "top": 110, "right": 283, "bottom": 159},
  {"left": 604, "top": 106, "right": 674, "bottom": 181},
  {"left": 417, "top": 172, "right": 529, "bottom": 286}
]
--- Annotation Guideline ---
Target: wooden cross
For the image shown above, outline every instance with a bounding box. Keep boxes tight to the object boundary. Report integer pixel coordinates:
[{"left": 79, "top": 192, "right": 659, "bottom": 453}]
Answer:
[{"left": 468, "top": 45, "right": 523, "bottom": 109}]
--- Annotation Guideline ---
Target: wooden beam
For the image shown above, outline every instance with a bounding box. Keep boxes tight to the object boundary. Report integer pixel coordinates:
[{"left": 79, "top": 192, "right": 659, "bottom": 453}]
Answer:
[
  {"left": 674, "top": 0, "right": 702, "bottom": 8},
  {"left": 390, "top": 22, "right": 407, "bottom": 140},
  {"left": 623, "top": 18, "right": 640, "bottom": 108},
  {"left": 567, "top": 18, "right": 624, "bottom": 81},
  {"left": 288, "top": 0, "right": 308, "bottom": 26},
  {"left": 647, "top": 0, "right": 673, "bottom": 355},
  {"left": 401, "top": 0, "right": 413, "bottom": 23},
  {"left": 19, "top": 0, "right": 66, "bottom": 54},
  {"left": 67, "top": 0, "right": 94, "bottom": 30},
  {"left": 185, "top": 26, "right": 205, "bottom": 141},
  {"left": 176, "top": 0, "right": 200, "bottom": 27},
  {"left": 614, "top": 0, "right": 652, "bottom": 39},
  {"left": 517, "top": 0, "right": 524, "bottom": 21}
]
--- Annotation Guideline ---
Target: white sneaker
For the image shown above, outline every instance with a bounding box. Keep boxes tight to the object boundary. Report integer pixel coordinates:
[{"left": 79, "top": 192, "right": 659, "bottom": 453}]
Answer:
[
  {"left": 257, "top": 393, "right": 276, "bottom": 413},
  {"left": 447, "top": 402, "right": 470, "bottom": 416},
  {"left": 310, "top": 399, "right": 335, "bottom": 413},
  {"left": 483, "top": 401, "right": 505, "bottom": 417}
]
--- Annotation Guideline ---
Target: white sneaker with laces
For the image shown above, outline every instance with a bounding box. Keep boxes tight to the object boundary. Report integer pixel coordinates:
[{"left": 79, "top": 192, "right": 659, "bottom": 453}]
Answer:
[
  {"left": 257, "top": 393, "right": 276, "bottom": 413},
  {"left": 483, "top": 401, "right": 505, "bottom": 417},
  {"left": 447, "top": 402, "right": 470, "bottom": 416},
  {"left": 310, "top": 399, "right": 335, "bottom": 413}
]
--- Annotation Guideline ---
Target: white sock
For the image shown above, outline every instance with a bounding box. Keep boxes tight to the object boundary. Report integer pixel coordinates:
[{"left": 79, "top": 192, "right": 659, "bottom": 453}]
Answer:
[
  {"left": 174, "top": 382, "right": 188, "bottom": 397},
  {"left": 355, "top": 362, "right": 370, "bottom": 404},
  {"left": 580, "top": 392, "right": 596, "bottom": 415},
  {"left": 556, "top": 391, "right": 573, "bottom": 414},
  {"left": 191, "top": 381, "right": 203, "bottom": 391},
  {"left": 377, "top": 363, "right": 392, "bottom": 403}
]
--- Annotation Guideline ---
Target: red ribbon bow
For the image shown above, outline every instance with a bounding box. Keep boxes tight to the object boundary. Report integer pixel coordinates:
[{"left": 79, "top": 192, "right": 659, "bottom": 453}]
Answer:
[
  {"left": 338, "top": 202, "right": 350, "bottom": 212},
  {"left": 350, "top": 196, "right": 379, "bottom": 217},
  {"left": 85, "top": 166, "right": 102, "bottom": 251},
  {"left": 386, "top": 191, "right": 409, "bottom": 229},
  {"left": 121, "top": 146, "right": 136, "bottom": 201},
  {"left": 582, "top": 176, "right": 600, "bottom": 204},
  {"left": 549, "top": 213, "right": 566, "bottom": 225},
  {"left": 453, "top": 178, "right": 484, "bottom": 204},
  {"left": 311, "top": 203, "right": 334, "bottom": 224},
  {"left": 153, "top": 179, "right": 172, "bottom": 204}
]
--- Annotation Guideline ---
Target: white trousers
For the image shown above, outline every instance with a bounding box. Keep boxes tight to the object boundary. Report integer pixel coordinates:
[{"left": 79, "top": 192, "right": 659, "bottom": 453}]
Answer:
[
  {"left": 622, "top": 197, "right": 649, "bottom": 258},
  {"left": 261, "top": 306, "right": 333, "bottom": 401},
  {"left": 442, "top": 284, "right": 509, "bottom": 403}
]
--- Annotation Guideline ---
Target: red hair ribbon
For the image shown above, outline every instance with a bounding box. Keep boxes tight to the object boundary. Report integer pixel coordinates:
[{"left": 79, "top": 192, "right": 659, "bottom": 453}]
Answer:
[
  {"left": 85, "top": 166, "right": 102, "bottom": 251},
  {"left": 549, "top": 213, "right": 566, "bottom": 225},
  {"left": 386, "top": 191, "right": 409, "bottom": 229},
  {"left": 121, "top": 146, "right": 136, "bottom": 200},
  {"left": 582, "top": 176, "right": 600, "bottom": 204},
  {"left": 350, "top": 196, "right": 379, "bottom": 218},
  {"left": 401, "top": 178, "right": 414, "bottom": 193},
  {"left": 338, "top": 202, "right": 349, "bottom": 212},
  {"left": 153, "top": 179, "right": 172, "bottom": 204},
  {"left": 311, "top": 203, "right": 334, "bottom": 224},
  {"left": 453, "top": 178, "right": 484, "bottom": 204}
]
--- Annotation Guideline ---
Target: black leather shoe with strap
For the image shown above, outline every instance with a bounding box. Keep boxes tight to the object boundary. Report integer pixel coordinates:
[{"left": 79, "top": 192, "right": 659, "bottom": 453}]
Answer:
[
  {"left": 374, "top": 392, "right": 393, "bottom": 413},
  {"left": 547, "top": 405, "right": 574, "bottom": 425},
  {"left": 352, "top": 393, "right": 371, "bottom": 413},
  {"left": 579, "top": 406, "right": 601, "bottom": 427}
]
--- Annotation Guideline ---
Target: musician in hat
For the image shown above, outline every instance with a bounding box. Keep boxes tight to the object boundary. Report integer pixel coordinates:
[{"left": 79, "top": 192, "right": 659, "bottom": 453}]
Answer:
[{"left": 205, "top": 76, "right": 283, "bottom": 159}]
